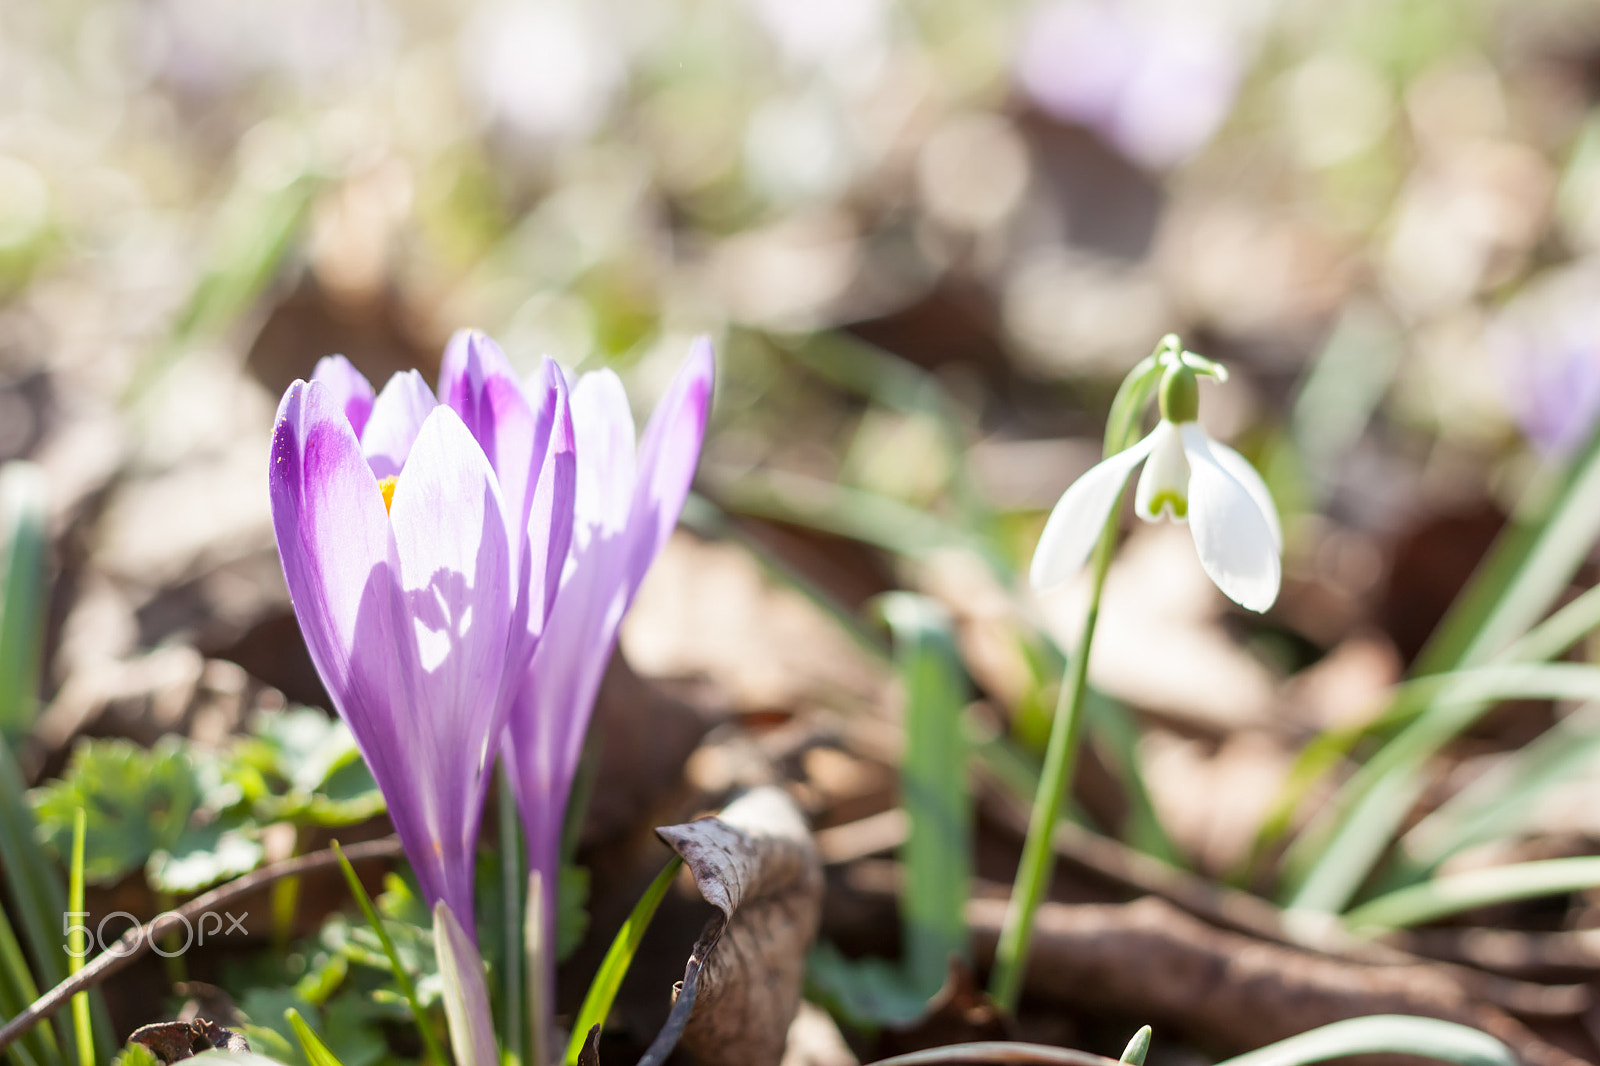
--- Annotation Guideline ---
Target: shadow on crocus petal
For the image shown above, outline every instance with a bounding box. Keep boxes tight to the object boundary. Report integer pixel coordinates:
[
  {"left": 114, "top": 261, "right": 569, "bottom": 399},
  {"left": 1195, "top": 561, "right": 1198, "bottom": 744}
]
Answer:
[{"left": 338, "top": 480, "right": 513, "bottom": 939}]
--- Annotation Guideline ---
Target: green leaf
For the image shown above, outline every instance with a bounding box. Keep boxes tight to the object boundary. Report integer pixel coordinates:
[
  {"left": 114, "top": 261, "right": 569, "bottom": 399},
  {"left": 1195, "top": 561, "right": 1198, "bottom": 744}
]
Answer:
[
  {"left": 1213, "top": 1015, "right": 1513, "bottom": 1066},
  {"left": 1345, "top": 856, "right": 1600, "bottom": 933},
  {"left": 557, "top": 864, "right": 590, "bottom": 964},
  {"left": 284, "top": 1010, "right": 344, "bottom": 1066},
  {"left": 1398, "top": 703, "right": 1600, "bottom": 873},
  {"left": 804, "top": 943, "right": 930, "bottom": 1030},
  {"left": 0, "top": 462, "right": 48, "bottom": 740},
  {"left": 1120, "top": 1026, "right": 1152, "bottom": 1065},
  {"left": 237, "top": 988, "right": 313, "bottom": 1066},
  {"left": 331, "top": 842, "right": 448, "bottom": 1066},
  {"left": 32, "top": 738, "right": 201, "bottom": 885},
  {"left": 229, "top": 708, "right": 382, "bottom": 828},
  {"left": 1279, "top": 411, "right": 1600, "bottom": 914},
  {"left": 875, "top": 592, "right": 971, "bottom": 996},
  {"left": 148, "top": 814, "right": 265, "bottom": 895},
  {"left": 1283, "top": 663, "right": 1600, "bottom": 914},
  {"left": 564, "top": 856, "right": 682, "bottom": 1065},
  {"left": 109, "top": 1045, "right": 156, "bottom": 1066}
]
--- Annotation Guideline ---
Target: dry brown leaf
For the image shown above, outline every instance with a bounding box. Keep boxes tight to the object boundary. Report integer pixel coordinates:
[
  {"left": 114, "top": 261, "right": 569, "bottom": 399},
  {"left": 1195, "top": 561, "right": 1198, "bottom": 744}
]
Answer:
[{"left": 642, "top": 786, "right": 824, "bottom": 1066}]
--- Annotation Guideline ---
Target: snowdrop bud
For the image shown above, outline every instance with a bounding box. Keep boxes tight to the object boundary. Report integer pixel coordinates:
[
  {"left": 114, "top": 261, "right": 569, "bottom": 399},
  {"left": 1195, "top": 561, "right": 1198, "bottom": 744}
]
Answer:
[{"left": 1159, "top": 362, "right": 1200, "bottom": 424}]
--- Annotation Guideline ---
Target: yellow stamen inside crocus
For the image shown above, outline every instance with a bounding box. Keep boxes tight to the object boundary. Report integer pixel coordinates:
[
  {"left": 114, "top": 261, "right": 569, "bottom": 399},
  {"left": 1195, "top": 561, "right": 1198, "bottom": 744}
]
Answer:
[{"left": 378, "top": 475, "right": 398, "bottom": 513}]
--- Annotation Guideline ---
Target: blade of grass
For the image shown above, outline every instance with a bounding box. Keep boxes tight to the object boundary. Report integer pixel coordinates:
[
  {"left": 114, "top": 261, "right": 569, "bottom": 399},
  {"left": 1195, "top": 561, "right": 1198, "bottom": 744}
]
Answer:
[
  {"left": 124, "top": 170, "right": 316, "bottom": 405},
  {"left": 875, "top": 593, "right": 972, "bottom": 995},
  {"left": 1398, "top": 703, "right": 1600, "bottom": 873},
  {"left": 563, "top": 857, "right": 682, "bottom": 1066},
  {"left": 1119, "top": 1027, "right": 1151, "bottom": 1066},
  {"left": 1278, "top": 414, "right": 1600, "bottom": 911},
  {"left": 0, "top": 738, "right": 69, "bottom": 1053},
  {"left": 1344, "top": 856, "right": 1600, "bottom": 934},
  {"left": 0, "top": 901, "right": 53, "bottom": 1066},
  {"left": 1416, "top": 415, "right": 1600, "bottom": 676},
  {"left": 1283, "top": 662, "right": 1600, "bottom": 913},
  {"left": 66, "top": 811, "right": 88, "bottom": 1066},
  {"left": 330, "top": 842, "right": 446, "bottom": 1066},
  {"left": 0, "top": 463, "right": 48, "bottom": 740},
  {"left": 1249, "top": 580, "right": 1600, "bottom": 886},
  {"left": 1214, "top": 1015, "right": 1513, "bottom": 1066},
  {"left": 285, "top": 1008, "right": 346, "bottom": 1066}
]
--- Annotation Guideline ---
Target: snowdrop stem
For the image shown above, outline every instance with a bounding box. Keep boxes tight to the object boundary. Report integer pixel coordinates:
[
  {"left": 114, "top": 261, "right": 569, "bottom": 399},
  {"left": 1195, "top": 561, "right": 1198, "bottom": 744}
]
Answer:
[
  {"left": 989, "top": 515, "right": 1115, "bottom": 1010},
  {"left": 989, "top": 339, "right": 1171, "bottom": 1011}
]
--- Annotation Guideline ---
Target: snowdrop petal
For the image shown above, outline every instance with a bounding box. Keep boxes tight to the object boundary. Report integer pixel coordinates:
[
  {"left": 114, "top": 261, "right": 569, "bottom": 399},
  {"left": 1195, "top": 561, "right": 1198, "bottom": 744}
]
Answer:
[
  {"left": 1029, "top": 430, "right": 1158, "bottom": 592},
  {"left": 1202, "top": 434, "right": 1281, "bottom": 551},
  {"left": 1180, "top": 424, "right": 1281, "bottom": 612},
  {"left": 1133, "top": 420, "right": 1189, "bottom": 522}
]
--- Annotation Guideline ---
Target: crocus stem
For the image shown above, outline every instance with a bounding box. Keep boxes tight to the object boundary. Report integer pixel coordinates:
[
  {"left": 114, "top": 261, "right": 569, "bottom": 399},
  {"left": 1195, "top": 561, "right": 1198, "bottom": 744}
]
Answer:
[
  {"left": 499, "top": 775, "right": 525, "bottom": 1066},
  {"left": 988, "top": 517, "right": 1116, "bottom": 1010},
  {"left": 527, "top": 806, "right": 563, "bottom": 1065}
]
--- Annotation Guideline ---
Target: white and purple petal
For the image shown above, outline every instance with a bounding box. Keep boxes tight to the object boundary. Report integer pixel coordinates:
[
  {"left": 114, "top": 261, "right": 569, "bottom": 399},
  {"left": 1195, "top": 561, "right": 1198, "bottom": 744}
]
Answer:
[
  {"left": 385, "top": 405, "right": 516, "bottom": 933},
  {"left": 362, "top": 370, "right": 438, "bottom": 479},
  {"left": 311, "top": 355, "right": 376, "bottom": 438}
]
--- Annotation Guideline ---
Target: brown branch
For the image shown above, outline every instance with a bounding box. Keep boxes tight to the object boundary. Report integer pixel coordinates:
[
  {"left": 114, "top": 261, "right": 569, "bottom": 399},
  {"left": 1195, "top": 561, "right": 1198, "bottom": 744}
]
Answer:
[
  {"left": 965, "top": 896, "right": 1587, "bottom": 1066},
  {"left": 0, "top": 837, "right": 404, "bottom": 1054}
]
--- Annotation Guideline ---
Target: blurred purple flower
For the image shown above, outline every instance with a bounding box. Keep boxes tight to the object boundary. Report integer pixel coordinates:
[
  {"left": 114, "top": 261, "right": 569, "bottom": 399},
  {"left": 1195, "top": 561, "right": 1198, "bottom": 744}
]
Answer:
[
  {"left": 270, "top": 338, "right": 574, "bottom": 942},
  {"left": 503, "top": 338, "right": 714, "bottom": 953},
  {"left": 1489, "top": 270, "right": 1600, "bottom": 457},
  {"left": 1508, "top": 346, "right": 1600, "bottom": 456},
  {"left": 1015, "top": 0, "right": 1243, "bottom": 169}
]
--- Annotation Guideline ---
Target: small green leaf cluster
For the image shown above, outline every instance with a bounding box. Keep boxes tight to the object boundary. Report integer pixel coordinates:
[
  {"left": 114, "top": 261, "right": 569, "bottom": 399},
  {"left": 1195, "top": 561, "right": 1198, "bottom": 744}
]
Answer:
[{"left": 30, "top": 707, "right": 384, "bottom": 894}]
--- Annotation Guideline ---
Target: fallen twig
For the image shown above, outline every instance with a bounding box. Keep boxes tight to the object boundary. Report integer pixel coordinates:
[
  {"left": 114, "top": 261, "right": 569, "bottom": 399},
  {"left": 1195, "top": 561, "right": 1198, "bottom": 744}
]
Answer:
[
  {"left": 0, "top": 837, "right": 404, "bottom": 1054},
  {"left": 964, "top": 896, "right": 1587, "bottom": 1066}
]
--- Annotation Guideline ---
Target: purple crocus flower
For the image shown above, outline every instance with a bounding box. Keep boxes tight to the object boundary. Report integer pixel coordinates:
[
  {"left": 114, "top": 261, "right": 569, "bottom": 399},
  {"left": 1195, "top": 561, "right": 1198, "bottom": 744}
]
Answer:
[
  {"left": 270, "top": 338, "right": 574, "bottom": 942},
  {"left": 503, "top": 338, "right": 714, "bottom": 946}
]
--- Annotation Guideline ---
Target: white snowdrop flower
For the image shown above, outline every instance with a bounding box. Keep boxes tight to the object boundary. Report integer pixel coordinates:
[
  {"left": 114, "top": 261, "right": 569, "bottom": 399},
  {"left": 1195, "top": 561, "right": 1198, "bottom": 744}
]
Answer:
[{"left": 1030, "top": 354, "right": 1282, "bottom": 612}]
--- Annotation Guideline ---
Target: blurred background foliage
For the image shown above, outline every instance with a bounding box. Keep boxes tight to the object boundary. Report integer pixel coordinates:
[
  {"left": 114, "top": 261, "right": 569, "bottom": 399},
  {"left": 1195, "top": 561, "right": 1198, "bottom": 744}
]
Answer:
[{"left": 13, "top": 0, "right": 1600, "bottom": 1054}]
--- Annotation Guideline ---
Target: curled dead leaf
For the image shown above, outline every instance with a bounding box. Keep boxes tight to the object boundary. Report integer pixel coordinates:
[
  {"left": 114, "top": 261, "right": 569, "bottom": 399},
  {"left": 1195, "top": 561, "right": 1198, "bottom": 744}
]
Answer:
[{"left": 642, "top": 786, "right": 824, "bottom": 1066}]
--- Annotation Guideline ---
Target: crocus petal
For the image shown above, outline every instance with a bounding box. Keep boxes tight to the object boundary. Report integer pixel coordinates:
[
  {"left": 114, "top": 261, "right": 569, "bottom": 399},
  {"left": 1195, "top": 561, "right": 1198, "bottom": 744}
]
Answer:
[
  {"left": 362, "top": 370, "right": 438, "bottom": 479},
  {"left": 1029, "top": 430, "right": 1158, "bottom": 592},
  {"left": 384, "top": 405, "right": 515, "bottom": 931},
  {"left": 434, "top": 902, "right": 499, "bottom": 1066},
  {"left": 311, "top": 355, "right": 376, "bottom": 438},
  {"left": 1180, "top": 423, "right": 1281, "bottom": 613},
  {"left": 627, "top": 335, "right": 715, "bottom": 577},
  {"left": 569, "top": 369, "right": 638, "bottom": 536},
  {"left": 502, "top": 340, "right": 715, "bottom": 970},
  {"left": 1203, "top": 434, "right": 1282, "bottom": 551},
  {"left": 269, "top": 379, "right": 392, "bottom": 717},
  {"left": 523, "top": 358, "right": 576, "bottom": 628},
  {"left": 439, "top": 331, "right": 538, "bottom": 546},
  {"left": 1133, "top": 419, "right": 1190, "bottom": 522}
]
